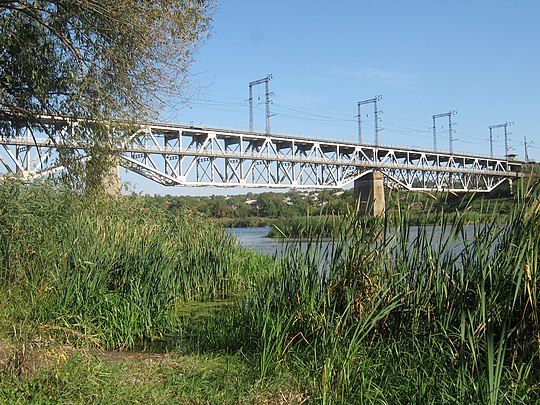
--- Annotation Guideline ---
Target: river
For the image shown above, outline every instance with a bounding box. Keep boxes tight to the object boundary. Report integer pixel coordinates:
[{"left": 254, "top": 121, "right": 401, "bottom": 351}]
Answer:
[
  {"left": 226, "top": 227, "right": 285, "bottom": 256},
  {"left": 227, "top": 224, "right": 492, "bottom": 257}
]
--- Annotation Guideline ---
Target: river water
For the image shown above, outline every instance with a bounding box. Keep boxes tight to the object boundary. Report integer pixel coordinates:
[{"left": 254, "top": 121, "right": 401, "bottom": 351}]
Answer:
[
  {"left": 226, "top": 227, "right": 285, "bottom": 256},
  {"left": 227, "top": 224, "right": 492, "bottom": 257}
]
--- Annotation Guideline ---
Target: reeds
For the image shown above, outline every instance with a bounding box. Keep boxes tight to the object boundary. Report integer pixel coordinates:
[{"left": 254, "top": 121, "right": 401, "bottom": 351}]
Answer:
[
  {"left": 1, "top": 179, "right": 539, "bottom": 402},
  {"left": 0, "top": 180, "right": 268, "bottom": 349},
  {"left": 195, "top": 185, "right": 540, "bottom": 402}
]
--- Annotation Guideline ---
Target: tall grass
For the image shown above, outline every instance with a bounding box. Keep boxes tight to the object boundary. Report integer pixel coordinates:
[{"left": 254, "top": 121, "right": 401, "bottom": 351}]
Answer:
[
  {"left": 0, "top": 180, "right": 270, "bottom": 349},
  {"left": 267, "top": 215, "right": 343, "bottom": 238},
  {"left": 2, "top": 178, "right": 539, "bottom": 401},
  {"left": 194, "top": 185, "right": 540, "bottom": 403}
]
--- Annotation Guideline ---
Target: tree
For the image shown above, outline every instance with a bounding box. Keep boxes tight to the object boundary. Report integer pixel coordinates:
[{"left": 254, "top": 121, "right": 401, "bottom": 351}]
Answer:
[{"left": 0, "top": 0, "right": 214, "bottom": 191}]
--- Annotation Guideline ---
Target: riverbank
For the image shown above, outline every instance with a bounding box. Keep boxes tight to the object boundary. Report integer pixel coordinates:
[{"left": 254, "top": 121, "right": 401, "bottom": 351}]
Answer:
[
  {"left": 1, "top": 180, "right": 538, "bottom": 402},
  {"left": 214, "top": 191, "right": 514, "bottom": 239},
  {"left": 264, "top": 210, "right": 507, "bottom": 239}
]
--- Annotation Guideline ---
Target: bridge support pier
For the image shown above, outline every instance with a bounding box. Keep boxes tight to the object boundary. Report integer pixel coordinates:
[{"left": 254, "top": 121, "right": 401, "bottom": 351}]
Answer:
[
  {"left": 354, "top": 171, "right": 385, "bottom": 216},
  {"left": 103, "top": 164, "right": 121, "bottom": 195}
]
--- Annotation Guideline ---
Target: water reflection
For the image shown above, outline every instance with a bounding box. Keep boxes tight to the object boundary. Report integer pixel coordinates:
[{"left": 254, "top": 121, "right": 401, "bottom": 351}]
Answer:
[
  {"left": 227, "top": 224, "right": 489, "bottom": 258},
  {"left": 226, "top": 227, "right": 285, "bottom": 256}
]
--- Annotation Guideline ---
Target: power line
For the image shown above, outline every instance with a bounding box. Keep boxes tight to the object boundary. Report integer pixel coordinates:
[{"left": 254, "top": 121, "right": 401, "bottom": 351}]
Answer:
[
  {"left": 489, "top": 122, "right": 513, "bottom": 158},
  {"left": 381, "top": 120, "right": 432, "bottom": 134},
  {"left": 523, "top": 136, "right": 533, "bottom": 162},
  {"left": 272, "top": 104, "right": 354, "bottom": 122},
  {"left": 187, "top": 95, "right": 525, "bottom": 158},
  {"left": 272, "top": 103, "right": 353, "bottom": 119},
  {"left": 432, "top": 110, "right": 457, "bottom": 153},
  {"left": 273, "top": 111, "right": 354, "bottom": 123}
]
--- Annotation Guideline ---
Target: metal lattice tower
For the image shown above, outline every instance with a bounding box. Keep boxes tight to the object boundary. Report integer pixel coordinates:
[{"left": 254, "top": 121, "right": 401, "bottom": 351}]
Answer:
[
  {"left": 524, "top": 136, "right": 531, "bottom": 163},
  {"left": 489, "top": 126, "right": 494, "bottom": 158},
  {"left": 489, "top": 122, "right": 513, "bottom": 158},
  {"left": 433, "top": 111, "right": 456, "bottom": 154},
  {"left": 248, "top": 74, "right": 272, "bottom": 134},
  {"left": 358, "top": 96, "right": 382, "bottom": 145}
]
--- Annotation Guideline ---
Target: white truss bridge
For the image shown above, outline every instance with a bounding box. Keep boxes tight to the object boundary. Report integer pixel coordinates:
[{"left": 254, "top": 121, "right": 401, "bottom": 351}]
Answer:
[{"left": 0, "top": 116, "right": 523, "bottom": 192}]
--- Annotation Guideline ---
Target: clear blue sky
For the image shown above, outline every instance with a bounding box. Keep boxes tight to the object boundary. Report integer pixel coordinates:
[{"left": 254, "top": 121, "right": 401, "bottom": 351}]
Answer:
[{"left": 125, "top": 0, "right": 540, "bottom": 195}]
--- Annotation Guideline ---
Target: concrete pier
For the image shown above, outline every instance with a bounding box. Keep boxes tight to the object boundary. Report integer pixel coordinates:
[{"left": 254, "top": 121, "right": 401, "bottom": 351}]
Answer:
[
  {"left": 354, "top": 171, "right": 385, "bottom": 216},
  {"left": 103, "top": 164, "right": 121, "bottom": 195}
]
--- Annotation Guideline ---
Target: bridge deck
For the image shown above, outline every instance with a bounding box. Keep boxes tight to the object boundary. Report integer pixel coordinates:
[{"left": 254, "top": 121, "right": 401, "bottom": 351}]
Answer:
[{"left": 0, "top": 117, "right": 523, "bottom": 192}]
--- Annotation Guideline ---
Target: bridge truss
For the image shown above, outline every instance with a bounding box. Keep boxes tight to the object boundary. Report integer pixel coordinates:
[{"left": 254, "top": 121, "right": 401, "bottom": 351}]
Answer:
[{"left": 0, "top": 116, "right": 522, "bottom": 192}]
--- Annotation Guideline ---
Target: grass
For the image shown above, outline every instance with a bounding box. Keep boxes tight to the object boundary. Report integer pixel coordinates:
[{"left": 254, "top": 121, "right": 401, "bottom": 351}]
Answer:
[
  {"left": 0, "top": 178, "right": 539, "bottom": 402},
  {"left": 0, "top": 343, "right": 305, "bottom": 404},
  {"left": 266, "top": 191, "right": 513, "bottom": 239},
  {"left": 192, "top": 183, "right": 540, "bottom": 403},
  {"left": 0, "top": 179, "right": 273, "bottom": 349},
  {"left": 267, "top": 214, "right": 344, "bottom": 238}
]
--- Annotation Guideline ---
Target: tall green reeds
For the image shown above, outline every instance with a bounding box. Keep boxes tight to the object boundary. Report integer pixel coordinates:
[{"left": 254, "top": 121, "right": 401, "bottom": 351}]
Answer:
[
  {"left": 0, "top": 180, "right": 269, "bottom": 349},
  {"left": 2, "top": 178, "right": 539, "bottom": 402},
  {"left": 194, "top": 186, "right": 540, "bottom": 402}
]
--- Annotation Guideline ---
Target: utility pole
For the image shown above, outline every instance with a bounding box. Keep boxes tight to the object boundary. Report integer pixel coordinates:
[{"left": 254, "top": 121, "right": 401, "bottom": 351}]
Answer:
[
  {"left": 357, "top": 95, "right": 382, "bottom": 145},
  {"left": 489, "top": 122, "right": 513, "bottom": 158},
  {"left": 432, "top": 111, "right": 456, "bottom": 153},
  {"left": 524, "top": 136, "right": 532, "bottom": 163},
  {"left": 432, "top": 116, "right": 437, "bottom": 151},
  {"left": 248, "top": 74, "right": 272, "bottom": 134},
  {"left": 489, "top": 126, "right": 494, "bottom": 158},
  {"left": 357, "top": 104, "right": 362, "bottom": 144}
]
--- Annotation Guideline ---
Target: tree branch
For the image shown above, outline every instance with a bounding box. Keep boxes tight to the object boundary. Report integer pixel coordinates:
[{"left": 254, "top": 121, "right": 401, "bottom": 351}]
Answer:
[{"left": 1, "top": 1, "right": 85, "bottom": 69}]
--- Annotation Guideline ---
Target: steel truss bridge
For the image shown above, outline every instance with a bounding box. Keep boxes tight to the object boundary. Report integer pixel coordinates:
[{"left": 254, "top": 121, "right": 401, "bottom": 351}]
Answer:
[{"left": 0, "top": 116, "right": 523, "bottom": 192}]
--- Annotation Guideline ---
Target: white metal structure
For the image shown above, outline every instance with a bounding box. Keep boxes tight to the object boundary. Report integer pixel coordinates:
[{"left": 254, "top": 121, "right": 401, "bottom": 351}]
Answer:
[{"left": 0, "top": 117, "right": 522, "bottom": 192}]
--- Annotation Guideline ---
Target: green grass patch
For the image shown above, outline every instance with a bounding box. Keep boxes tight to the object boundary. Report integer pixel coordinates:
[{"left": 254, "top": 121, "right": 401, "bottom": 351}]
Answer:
[
  {"left": 0, "top": 343, "right": 305, "bottom": 404},
  {"left": 0, "top": 179, "right": 274, "bottom": 349}
]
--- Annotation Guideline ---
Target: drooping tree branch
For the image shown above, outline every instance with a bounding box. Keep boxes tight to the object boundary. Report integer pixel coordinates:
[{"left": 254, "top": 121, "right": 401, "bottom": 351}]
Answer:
[{"left": 0, "top": 0, "right": 214, "bottom": 191}]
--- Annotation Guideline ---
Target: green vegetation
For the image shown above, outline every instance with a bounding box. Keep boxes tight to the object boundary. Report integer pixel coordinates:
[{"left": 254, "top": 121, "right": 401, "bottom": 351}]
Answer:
[
  {"left": 1, "top": 179, "right": 539, "bottom": 402},
  {"left": 0, "top": 180, "right": 271, "bottom": 349},
  {"left": 0, "top": 0, "right": 213, "bottom": 190},
  {"left": 147, "top": 187, "right": 516, "bottom": 229},
  {"left": 193, "top": 182, "right": 540, "bottom": 403},
  {"left": 0, "top": 349, "right": 302, "bottom": 404},
  {"left": 267, "top": 215, "right": 344, "bottom": 238}
]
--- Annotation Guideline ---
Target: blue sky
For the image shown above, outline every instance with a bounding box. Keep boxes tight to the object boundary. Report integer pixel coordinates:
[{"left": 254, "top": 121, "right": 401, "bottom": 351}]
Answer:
[{"left": 126, "top": 0, "right": 540, "bottom": 194}]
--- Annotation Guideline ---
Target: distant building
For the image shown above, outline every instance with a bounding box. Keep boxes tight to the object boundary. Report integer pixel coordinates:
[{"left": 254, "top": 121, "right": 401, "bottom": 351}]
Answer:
[
  {"left": 283, "top": 197, "right": 293, "bottom": 206},
  {"left": 244, "top": 199, "right": 261, "bottom": 210}
]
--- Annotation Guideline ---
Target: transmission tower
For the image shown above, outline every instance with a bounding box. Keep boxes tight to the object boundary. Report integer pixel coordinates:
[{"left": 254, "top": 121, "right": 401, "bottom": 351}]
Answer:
[
  {"left": 357, "top": 95, "right": 382, "bottom": 145},
  {"left": 248, "top": 74, "right": 273, "bottom": 134},
  {"left": 489, "top": 122, "right": 513, "bottom": 158},
  {"left": 432, "top": 111, "right": 457, "bottom": 153}
]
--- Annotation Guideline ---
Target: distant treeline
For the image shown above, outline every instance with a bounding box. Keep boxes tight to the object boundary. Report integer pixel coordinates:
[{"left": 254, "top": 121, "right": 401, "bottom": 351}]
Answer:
[
  {"left": 137, "top": 185, "right": 518, "bottom": 228},
  {"left": 134, "top": 163, "right": 540, "bottom": 227}
]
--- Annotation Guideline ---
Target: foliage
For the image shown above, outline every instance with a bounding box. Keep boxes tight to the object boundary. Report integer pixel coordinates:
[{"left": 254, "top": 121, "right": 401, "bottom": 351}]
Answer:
[
  {"left": 193, "top": 184, "right": 540, "bottom": 403},
  {"left": 2, "top": 179, "right": 540, "bottom": 402},
  {"left": 0, "top": 179, "right": 269, "bottom": 348},
  {"left": 0, "top": 0, "right": 214, "bottom": 190},
  {"left": 0, "top": 0, "right": 213, "bottom": 119},
  {"left": 149, "top": 188, "right": 517, "bottom": 231},
  {"left": 0, "top": 347, "right": 304, "bottom": 404},
  {"left": 267, "top": 215, "right": 344, "bottom": 238}
]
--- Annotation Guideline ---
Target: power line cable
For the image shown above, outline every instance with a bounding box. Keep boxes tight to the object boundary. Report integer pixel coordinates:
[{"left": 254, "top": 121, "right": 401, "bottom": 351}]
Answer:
[{"left": 272, "top": 103, "right": 354, "bottom": 120}]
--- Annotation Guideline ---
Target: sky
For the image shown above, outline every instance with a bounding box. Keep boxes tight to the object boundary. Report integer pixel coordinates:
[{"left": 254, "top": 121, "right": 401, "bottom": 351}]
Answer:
[{"left": 124, "top": 0, "right": 540, "bottom": 195}]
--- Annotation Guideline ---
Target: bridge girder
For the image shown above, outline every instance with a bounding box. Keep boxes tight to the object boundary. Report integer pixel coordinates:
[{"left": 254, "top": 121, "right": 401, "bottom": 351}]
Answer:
[{"left": 0, "top": 117, "right": 522, "bottom": 192}]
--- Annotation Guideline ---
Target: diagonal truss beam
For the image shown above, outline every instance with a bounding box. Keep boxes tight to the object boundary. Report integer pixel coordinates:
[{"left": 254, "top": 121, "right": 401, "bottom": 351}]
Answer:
[{"left": 0, "top": 116, "right": 523, "bottom": 193}]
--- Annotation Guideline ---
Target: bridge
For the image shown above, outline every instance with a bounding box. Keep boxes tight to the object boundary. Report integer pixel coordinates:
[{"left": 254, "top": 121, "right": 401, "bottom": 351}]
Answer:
[{"left": 0, "top": 115, "right": 523, "bottom": 214}]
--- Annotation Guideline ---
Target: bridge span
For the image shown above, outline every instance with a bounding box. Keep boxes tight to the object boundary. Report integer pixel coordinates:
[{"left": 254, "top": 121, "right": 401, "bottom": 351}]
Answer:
[{"left": 0, "top": 116, "right": 523, "bottom": 213}]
